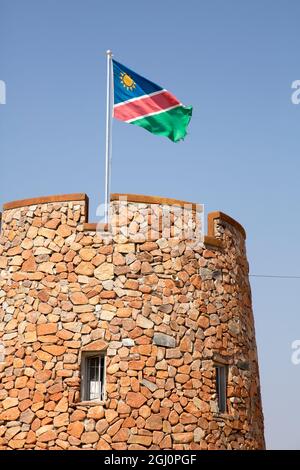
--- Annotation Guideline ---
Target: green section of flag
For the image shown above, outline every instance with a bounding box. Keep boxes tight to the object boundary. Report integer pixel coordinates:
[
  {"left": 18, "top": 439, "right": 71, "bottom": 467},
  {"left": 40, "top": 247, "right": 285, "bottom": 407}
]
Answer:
[{"left": 130, "top": 105, "right": 193, "bottom": 143}]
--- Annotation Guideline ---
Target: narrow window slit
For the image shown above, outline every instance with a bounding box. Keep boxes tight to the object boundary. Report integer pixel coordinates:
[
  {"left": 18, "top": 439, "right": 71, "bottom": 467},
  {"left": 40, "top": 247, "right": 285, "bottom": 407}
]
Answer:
[{"left": 215, "top": 364, "right": 228, "bottom": 413}]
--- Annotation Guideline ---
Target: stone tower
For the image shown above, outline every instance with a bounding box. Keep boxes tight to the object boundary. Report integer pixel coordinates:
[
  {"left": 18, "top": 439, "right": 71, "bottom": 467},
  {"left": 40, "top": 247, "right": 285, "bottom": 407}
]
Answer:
[{"left": 0, "top": 193, "right": 265, "bottom": 450}]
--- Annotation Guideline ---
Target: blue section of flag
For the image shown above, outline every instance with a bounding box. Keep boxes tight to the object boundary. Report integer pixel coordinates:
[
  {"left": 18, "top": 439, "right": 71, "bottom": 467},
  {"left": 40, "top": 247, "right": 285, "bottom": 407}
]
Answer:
[{"left": 112, "top": 60, "right": 163, "bottom": 105}]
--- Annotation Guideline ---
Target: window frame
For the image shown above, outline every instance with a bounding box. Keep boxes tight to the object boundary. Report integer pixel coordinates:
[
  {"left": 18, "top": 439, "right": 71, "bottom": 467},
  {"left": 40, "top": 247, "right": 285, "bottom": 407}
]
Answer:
[
  {"left": 81, "top": 351, "right": 106, "bottom": 402},
  {"left": 215, "top": 363, "right": 228, "bottom": 414}
]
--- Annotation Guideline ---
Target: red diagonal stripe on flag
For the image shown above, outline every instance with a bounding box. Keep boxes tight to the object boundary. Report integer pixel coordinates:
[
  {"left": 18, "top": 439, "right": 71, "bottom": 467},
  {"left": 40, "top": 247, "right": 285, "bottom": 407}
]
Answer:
[{"left": 113, "top": 90, "right": 181, "bottom": 122}]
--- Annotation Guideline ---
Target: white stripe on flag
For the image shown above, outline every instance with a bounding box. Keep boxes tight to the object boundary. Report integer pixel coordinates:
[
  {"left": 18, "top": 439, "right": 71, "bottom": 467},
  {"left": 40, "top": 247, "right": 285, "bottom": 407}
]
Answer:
[{"left": 126, "top": 104, "right": 182, "bottom": 123}]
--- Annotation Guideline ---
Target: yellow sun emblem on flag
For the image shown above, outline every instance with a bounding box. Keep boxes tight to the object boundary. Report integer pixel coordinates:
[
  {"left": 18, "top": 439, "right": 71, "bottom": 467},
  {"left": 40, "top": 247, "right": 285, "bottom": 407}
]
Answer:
[{"left": 120, "top": 72, "right": 136, "bottom": 91}]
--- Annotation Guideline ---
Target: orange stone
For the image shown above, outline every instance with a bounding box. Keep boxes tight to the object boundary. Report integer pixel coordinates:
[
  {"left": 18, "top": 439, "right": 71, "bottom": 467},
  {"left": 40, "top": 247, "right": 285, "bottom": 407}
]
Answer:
[
  {"left": 179, "top": 336, "right": 192, "bottom": 352},
  {"left": 87, "top": 406, "right": 104, "bottom": 420},
  {"left": 38, "top": 335, "right": 57, "bottom": 343},
  {"left": 2, "top": 397, "right": 18, "bottom": 409},
  {"left": 64, "top": 250, "right": 76, "bottom": 262},
  {"left": 175, "top": 374, "right": 189, "bottom": 384},
  {"left": 19, "top": 399, "right": 32, "bottom": 412},
  {"left": 152, "top": 431, "right": 164, "bottom": 445},
  {"left": 92, "top": 254, "right": 106, "bottom": 267},
  {"left": 45, "top": 218, "right": 60, "bottom": 229},
  {"left": 36, "top": 350, "right": 53, "bottom": 362},
  {"left": 7, "top": 246, "right": 22, "bottom": 256},
  {"left": 198, "top": 316, "right": 210, "bottom": 329},
  {"left": 70, "top": 292, "right": 89, "bottom": 305},
  {"left": 137, "top": 344, "right": 152, "bottom": 356},
  {"left": 70, "top": 410, "right": 86, "bottom": 422},
  {"left": 139, "top": 242, "right": 158, "bottom": 251},
  {"left": 126, "top": 392, "right": 147, "bottom": 408},
  {"left": 96, "top": 438, "right": 111, "bottom": 450},
  {"left": 112, "top": 252, "right": 125, "bottom": 266},
  {"left": 38, "top": 303, "right": 53, "bottom": 314},
  {"left": 117, "top": 402, "right": 131, "bottom": 414},
  {"left": 172, "top": 432, "right": 193, "bottom": 444},
  {"left": 26, "top": 430, "right": 36, "bottom": 444},
  {"left": 124, "top": 279, "right": 139, "bottom": 290},
  {"left": 38, "top": 430, "right": 57, "bottom": 442},
  {"left": 99, "top": 290, "right": 116, "bottom": 299},
  {"left": 79, "top": 248, "right": 96, "bottom": 261},
  {"left": 15, "top": 376, "right": 28, "bottom": 389},
  {"left": 51, "top": 253, "right": 64, "bottom": 262},
  {"left": 180, "top": 412, "right": 198, "bottom": 424},
  {"left": 54, "top": 413, "right": 69, "bottom": 427},
  {"left": 48, "top": 382, "right": 63, "bottom": 394},
  {"left": 128, "top": 435, "right": 152, "bottom": 446},
  {"left": 107, "top": 419, "right": 123, "bottom": 437},
  {"left": 33, "top": 391, "right": 44, "bottom": 403},
  {"left": 191, "top": 274, "right": 202, "bottom": 289},
  {"left": 105, "top": 409, "right": 118, "bottom": 423},
  {"left": 67, "top": 422, "right": 84, "bottom": 439},
  {"left": 37, "top": 323, "right": 57, "bottom": 336},
  {"left": 139, "top": 405, "right": 151, "bottom": 419},
  {"left": 120, "top": 416, "right": 134, "bottom": 429},
  {"left": 57, "top": 224, "right": 72, "bottom": 238},
  {"left": 9, "top": 439, "right": 26, "bottom": 449},
  {"left": 75, "top": 262, "right": 94, "bottom": 276},
  {"left": 0, "top": 256, "right": 8, "bottom": 269},
  {"left": 42, "top": 345, "right": 66, "bottom": 356},
  {"left": 22, "top": 256, "right": 37, "bottom": 272},
  {"left": 203, "top": 249, "right": 214, "bottom": 258},
  {"left": 111, "top": 428, "right": 130, "bottom": 442},
  {"left": 82, "top": 339, "right": 108, "bottom": 352},
  {"left": 169, "top": 410, "right": 179, "bottom": 425},
  {"left": 81, "top": 431, "right": 99, "bottom": 444},
  {"left": 0, "top": 407, "right": 20, "bottom": 421},
  {"left": 37, "top": 290, "right": 50, "bottom": 302},
  {"left": 18, "top": 387, "right": 29, "bottom": 400},
  {"left": 56, "top": 330, "right": 73, "bottom": 341},
  {"left": 160, "top": 435, "right": 172, "bottom": 448},
  {"left": 117, "top": 307, "right": 132, "bottom": 318},
  {"left": 145, "top": 414, "right": 163, "bottom": 431},
  {"left": 128, "top": 360, "right": 144, "bottom": 371},
  {"left": 95, "top": 419, "right": 109, "bottom": 434},
  {"left": 35, "top": 370, "right": 52, "bottom": 383},
  {"left": 55, "top": 397, "right": 68, "bottom": 412}
]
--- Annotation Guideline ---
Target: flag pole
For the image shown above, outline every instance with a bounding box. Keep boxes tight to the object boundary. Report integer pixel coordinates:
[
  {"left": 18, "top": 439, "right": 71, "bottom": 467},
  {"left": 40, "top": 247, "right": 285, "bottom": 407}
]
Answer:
[{"left": 104, "top": 49, "right": 113, "bottom": 224}]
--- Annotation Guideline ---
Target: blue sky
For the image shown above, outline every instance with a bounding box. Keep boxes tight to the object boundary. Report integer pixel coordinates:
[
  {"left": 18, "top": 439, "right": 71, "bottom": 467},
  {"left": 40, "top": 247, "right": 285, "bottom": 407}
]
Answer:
[{"left": 1, "top": 0, "right": 300, "bottom": 449}]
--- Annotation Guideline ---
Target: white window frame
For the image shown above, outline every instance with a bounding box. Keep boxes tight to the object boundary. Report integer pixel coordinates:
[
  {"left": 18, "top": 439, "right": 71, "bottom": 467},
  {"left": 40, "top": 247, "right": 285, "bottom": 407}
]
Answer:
[{"left": 81, "top": 351, "right": 106, "bottom": 402}]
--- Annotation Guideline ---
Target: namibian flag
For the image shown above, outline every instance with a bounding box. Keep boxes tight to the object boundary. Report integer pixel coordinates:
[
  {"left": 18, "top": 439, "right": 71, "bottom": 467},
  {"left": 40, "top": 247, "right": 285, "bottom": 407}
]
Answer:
[{"left": 112, "top": 60, "right": 193, "bottom": 142}]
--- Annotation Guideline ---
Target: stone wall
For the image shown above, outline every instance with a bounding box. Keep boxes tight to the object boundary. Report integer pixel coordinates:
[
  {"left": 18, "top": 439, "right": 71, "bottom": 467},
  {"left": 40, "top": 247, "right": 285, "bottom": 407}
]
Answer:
[{"left": 0, "top": 193, "right": 265, "bottom": 450}]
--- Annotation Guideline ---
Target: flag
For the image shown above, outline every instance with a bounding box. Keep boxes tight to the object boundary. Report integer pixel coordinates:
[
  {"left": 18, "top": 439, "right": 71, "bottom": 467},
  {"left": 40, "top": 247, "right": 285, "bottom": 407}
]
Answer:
[{"left": 112, "top": 60, "right": 192, "bottom": 142}]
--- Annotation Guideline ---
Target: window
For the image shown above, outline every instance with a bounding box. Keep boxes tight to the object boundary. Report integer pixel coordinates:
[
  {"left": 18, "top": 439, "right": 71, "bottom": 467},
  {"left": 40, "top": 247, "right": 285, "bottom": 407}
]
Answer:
[
  {"left": 81, "top": 353, "right": 105, "bottom": 402},
  {"left": 215, "top": 364, "right": 227, "bottom": 413}
]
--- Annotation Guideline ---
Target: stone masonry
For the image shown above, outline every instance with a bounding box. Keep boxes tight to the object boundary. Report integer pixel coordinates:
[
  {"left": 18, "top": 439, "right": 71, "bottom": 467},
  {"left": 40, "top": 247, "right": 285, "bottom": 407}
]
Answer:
[{"left": 0, "top": 193, "right": 265, "bottom": 450}]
